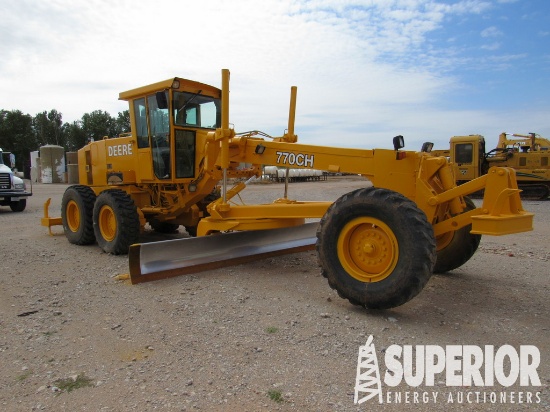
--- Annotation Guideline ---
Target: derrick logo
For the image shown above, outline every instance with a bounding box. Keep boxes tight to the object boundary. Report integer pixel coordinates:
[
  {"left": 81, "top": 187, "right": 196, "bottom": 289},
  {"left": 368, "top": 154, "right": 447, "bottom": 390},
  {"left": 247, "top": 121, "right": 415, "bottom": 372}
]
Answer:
[{"left": 353, "top": 335, "right": 542, "bottom": 405}]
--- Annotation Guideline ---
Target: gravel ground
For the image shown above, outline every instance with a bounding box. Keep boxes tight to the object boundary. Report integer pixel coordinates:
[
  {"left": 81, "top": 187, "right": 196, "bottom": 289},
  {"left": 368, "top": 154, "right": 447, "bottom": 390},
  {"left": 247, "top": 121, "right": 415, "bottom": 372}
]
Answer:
[{"left": 0, "top": 176, "right": 548, "bottom": 411}]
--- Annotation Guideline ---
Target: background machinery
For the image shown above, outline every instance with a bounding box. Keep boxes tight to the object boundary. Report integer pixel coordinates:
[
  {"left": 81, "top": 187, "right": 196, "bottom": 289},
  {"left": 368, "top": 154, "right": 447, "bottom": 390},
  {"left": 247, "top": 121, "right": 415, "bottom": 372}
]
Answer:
[
  {"left": 0, "top": 148, "right": 31, "bottom": 212},
  {"left": 431, "top": 133, "right": 550, "bottom": 199},
  {"left": 42, "top": 69, "right": 533, "bottom": 309}
]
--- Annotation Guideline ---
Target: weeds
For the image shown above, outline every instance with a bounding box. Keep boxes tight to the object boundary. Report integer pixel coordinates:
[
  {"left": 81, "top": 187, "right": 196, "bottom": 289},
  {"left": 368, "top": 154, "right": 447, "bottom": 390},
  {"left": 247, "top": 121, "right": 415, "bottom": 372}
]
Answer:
[
  {"left": 267, "top": 389, "right": 284, "bottom": 403},
  {"left": 54, "top": 374, "right": 94, "bottom": 392},
  {"left": 16, "top": 370, "right": 32, "bottom": 381}
]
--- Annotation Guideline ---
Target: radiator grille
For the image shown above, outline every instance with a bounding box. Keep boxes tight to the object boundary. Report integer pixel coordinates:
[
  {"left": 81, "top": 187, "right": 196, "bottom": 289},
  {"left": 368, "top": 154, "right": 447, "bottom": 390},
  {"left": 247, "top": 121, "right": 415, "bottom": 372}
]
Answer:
[{"left": 0, "top": 173, "right": 11, "bottom": 190}]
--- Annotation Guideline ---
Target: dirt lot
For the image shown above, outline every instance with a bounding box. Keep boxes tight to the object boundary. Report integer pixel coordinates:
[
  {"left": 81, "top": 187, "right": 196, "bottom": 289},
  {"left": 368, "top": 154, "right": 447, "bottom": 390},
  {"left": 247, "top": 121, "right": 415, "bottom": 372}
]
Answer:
[{"left": 0, "top": 177, "right": 548, "bottom": 411}]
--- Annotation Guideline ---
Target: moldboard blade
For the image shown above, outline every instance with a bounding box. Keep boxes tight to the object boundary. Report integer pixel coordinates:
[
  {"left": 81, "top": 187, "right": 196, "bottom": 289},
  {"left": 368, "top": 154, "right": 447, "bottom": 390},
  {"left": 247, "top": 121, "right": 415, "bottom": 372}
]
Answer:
[{"left": 128, "top": 222, "right": 319, "bottom": 284}]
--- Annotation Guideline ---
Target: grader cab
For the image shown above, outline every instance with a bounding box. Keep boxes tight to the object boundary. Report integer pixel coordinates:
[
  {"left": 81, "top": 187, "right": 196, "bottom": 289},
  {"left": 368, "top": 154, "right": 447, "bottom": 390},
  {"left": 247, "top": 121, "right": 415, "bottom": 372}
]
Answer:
[
  {"left": 432, "top": 133, "right": 550, "bottom": 199},
  {"left": 42, "top": 69, "right": 533, "bottom": 309}
]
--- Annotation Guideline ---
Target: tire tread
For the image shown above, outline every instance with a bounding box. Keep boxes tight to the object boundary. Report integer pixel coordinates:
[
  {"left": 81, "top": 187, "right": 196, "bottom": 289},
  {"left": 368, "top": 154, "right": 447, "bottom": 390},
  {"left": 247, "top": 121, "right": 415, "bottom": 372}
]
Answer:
[
  {"left": 61, "top": 185, "right": 96, "bottom": 245},
  {"left": 93, "top": 190, "right": 140, "bottom": 255},
  {"left": 316, "top": 187, "right": 436, "bottom": 309}
]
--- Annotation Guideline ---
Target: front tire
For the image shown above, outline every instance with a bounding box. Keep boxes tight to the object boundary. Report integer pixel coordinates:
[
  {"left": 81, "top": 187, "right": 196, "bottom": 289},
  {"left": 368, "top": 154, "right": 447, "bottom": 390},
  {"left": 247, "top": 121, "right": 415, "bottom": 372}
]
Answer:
[
  {"left": 93, "top": 190, "right": 140, "bottom": 254},
  {"left": 433, "top": 197, "right": 481, "bottom": 273},
  {"left": 61, "top": 185, "right": 96, "bottom": 245},
  {"left": 10, "top": 199, "right": 26, "bottom": 212},
  {"left": 316, "top": 187, "right": 436, "bottom": 309}
]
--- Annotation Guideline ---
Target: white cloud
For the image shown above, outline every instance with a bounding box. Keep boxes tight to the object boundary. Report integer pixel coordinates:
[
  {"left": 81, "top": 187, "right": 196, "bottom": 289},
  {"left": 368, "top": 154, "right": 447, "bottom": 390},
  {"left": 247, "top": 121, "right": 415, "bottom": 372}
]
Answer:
[
  {"left": 0, "top": 0, "right": 547, "bottom": 150},
  {"left": 481, "top": 42, "right": 501, "bottom": 51},
  {"left": 481, "top": 26, "right": 503, "bottom": 37},
  {"left": 442, "top": 0, "right": 492, "bottom": 15}
]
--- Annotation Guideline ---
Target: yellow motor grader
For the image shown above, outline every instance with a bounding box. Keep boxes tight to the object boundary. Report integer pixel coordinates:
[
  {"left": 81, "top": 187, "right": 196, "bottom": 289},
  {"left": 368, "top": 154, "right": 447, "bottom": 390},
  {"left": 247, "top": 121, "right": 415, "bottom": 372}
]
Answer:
[
  {"left": 432, "top": 133, "right": 550, "bottom": 199},
  {"left": 42, "top": 69, "right": 533, "bottom": 309}
]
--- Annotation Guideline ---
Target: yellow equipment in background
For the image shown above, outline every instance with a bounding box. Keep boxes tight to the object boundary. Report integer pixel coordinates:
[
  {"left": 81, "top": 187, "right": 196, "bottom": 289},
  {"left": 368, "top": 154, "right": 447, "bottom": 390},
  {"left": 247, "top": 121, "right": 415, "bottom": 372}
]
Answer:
[
  {"left": 431, "top": 133, "right": 550, "bottom": 199},
  {"left": 42, "top": 69, "right": 533, "bottom": 309}
]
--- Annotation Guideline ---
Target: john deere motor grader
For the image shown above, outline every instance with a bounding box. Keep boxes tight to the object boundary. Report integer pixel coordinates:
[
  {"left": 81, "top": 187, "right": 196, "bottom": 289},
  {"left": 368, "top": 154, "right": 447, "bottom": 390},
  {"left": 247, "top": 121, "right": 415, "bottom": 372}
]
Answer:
[{"left": 42, "top": 69, "right": 533, "bottom": 309}]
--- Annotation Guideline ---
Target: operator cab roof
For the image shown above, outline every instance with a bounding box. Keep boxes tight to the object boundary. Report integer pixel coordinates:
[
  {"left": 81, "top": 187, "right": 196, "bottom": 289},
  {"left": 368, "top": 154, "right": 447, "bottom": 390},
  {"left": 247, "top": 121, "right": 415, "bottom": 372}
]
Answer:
[{"left": 119, "top": 77, "right": 221, "bottom": 101}]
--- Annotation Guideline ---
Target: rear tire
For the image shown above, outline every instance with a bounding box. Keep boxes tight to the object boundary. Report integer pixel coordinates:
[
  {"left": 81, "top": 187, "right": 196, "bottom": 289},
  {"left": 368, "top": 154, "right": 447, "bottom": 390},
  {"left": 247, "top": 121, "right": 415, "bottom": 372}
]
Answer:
[
  {"left": 93, "top": 190, "right": 140, "bottom": 254},
  {"left": 10, "top": 199, "right": 26, "bottom": 212},
  {"left": 61, "top": 185, "right": 96, "bottom": 245},
  {"left": 433, "top": 197, "right": 481, "bottom": 273},
  {"left": 317, "top": 187, "right": 436, "bottom": 309}
]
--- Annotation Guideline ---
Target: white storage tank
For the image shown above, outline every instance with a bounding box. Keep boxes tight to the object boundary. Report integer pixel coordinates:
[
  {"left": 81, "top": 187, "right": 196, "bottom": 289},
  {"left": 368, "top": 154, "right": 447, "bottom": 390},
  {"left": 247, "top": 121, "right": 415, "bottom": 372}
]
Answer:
[
  {"left": 264, "top": 166, "right": 278, "bottom": 176},
  {"left": 30, "top": 151, "right": 40, "bottom": 182},
  {"left": 39, "top": 145, "right": 65, "bottom": 183},
  {"left": 66, "top": 151, "right": 79, "bottom": 184}
]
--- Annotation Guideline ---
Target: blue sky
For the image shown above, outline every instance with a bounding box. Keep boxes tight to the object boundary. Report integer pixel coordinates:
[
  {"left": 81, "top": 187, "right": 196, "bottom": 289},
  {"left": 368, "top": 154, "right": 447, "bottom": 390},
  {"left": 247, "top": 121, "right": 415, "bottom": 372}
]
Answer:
[{"left": 0, "top": 0, "right": 548, "bottom": 150}]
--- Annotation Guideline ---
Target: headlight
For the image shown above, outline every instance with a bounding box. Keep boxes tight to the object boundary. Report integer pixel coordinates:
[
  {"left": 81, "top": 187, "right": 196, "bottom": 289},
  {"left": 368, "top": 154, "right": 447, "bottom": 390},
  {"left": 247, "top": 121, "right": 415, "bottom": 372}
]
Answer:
[{"left": 13, "top": 176, "right": 25, "bottom": 190}]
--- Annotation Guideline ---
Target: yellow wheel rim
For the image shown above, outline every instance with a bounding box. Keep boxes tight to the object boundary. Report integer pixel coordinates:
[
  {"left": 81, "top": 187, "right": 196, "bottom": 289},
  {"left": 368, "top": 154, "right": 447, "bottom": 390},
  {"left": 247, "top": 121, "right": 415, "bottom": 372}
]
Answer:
[
  {"left": 98, "top": 205, "right": 117, "bottom": 242},
  {"left": 66, "top": 200, "right": 81, "bottom": 232},
  {"left": 436, "top": 231, "right": 454, "bottom": 251},
  {"left": 337, "top": 217, "right": 399, "bottom": 283}
]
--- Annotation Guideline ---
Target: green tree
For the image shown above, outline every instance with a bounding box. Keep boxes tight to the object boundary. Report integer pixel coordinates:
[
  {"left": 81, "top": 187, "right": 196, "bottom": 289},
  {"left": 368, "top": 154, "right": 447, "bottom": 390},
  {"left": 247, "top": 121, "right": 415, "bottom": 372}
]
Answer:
[
  {"left": 33, "top": 109, "right": 64, "bottom": 146},
  {"left": 81, "top": 110, "right": 117, "bottom": 142},
  {"left": 63, "top": 120, "right": 87, "bottom": 151},
  {"left": 0, "top": 109, "right": 36, "bottom": 171},
  {"left": 1, "top": 107, "right": 132, "bottom": 171},
  {"left": 115, "top": 110, "right": 130, "bottom": 135}
]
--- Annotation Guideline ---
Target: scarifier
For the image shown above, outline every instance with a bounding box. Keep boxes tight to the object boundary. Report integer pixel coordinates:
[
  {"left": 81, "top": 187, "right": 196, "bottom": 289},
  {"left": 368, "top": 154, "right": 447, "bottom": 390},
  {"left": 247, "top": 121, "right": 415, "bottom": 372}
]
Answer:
[{"left": 42, "top": 69, "right": 534, "bottom": 309}]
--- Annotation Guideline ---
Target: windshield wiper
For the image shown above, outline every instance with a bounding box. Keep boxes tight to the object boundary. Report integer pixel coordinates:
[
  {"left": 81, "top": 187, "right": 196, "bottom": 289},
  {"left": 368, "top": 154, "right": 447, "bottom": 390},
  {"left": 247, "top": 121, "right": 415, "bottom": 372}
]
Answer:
[{"left": 177, "top": 90, "right": 202, "bottom": 115}]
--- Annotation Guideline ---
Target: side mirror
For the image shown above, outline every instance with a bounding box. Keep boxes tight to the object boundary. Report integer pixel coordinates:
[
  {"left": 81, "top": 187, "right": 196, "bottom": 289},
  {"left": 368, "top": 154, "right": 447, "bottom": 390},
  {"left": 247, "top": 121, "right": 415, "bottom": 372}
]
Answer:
[
  {"left": 156, "top": 91, "right": 168, "bottom": 110},
  {"left": 393, "top": 135, "right": 404, "bottom": 150},
  {"left": 421, "top": 142, "right": 434, "bottom": 153}
]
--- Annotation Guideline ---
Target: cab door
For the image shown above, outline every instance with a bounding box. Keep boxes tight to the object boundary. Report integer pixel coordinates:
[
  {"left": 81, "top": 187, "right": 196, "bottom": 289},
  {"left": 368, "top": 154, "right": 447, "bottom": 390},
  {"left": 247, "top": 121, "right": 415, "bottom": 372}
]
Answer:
[
  {"left": 451, "top": 140, "right": 480, "bottom": 182},
  {"left": 147, "top": 93, "right": 171, "bottom": 179},
  {"left": 133, "top": 97, "right": 153, "bottom": 181}
]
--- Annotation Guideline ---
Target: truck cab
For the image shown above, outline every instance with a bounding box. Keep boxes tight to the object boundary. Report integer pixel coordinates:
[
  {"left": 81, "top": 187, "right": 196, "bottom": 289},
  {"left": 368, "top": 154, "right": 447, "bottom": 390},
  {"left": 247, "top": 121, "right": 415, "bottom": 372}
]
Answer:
[{"left": 0, "top": 149, "right": 32, "bottom": 212}]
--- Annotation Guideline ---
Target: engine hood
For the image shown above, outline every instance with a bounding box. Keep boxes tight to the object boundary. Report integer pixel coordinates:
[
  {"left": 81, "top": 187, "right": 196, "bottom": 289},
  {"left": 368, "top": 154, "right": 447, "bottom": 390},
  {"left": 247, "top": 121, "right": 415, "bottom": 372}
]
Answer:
[{"left": 0, "top": 164, "right": 13, "bottom": 174}]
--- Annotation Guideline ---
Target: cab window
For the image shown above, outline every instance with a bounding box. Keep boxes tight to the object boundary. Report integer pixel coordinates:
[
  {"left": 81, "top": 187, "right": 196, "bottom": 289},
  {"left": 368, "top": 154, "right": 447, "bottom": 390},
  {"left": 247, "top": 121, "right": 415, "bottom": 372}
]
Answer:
[
  {"left": 148, "top": 93, "right": 170, "bottom": 179},
  {"left": 172, "top": 91, "right": 221, "bottom": 129},
  {"left": 175, "top": 130, "right": 195, "bottom": 178},
  {"left": 455, "top": 143, "right": 473, "bottom": 164},
  {"left": 147, "top": 93, "right": 169, "bottom": 137},
  {"left": 133, "top": 98, "right": 148, "bottom": 148}
]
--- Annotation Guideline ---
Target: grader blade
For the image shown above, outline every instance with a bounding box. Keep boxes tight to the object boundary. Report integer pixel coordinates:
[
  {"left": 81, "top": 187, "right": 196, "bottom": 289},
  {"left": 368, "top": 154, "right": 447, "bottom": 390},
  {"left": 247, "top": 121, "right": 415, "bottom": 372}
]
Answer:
[{"left": 128, "top": 222, "right": 319, "bottom": 284}]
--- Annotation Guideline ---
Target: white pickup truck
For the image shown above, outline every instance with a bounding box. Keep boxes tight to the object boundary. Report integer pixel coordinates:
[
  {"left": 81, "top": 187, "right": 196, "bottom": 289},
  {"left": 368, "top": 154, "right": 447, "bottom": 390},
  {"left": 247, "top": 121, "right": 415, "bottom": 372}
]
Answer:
[{"left": 0, "top": 148, "right": 32, "bottom": 212}]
